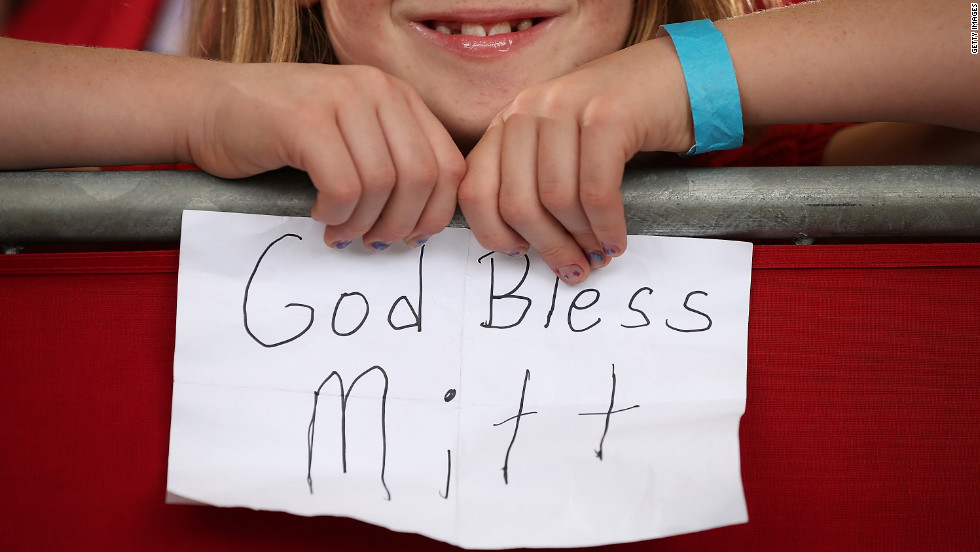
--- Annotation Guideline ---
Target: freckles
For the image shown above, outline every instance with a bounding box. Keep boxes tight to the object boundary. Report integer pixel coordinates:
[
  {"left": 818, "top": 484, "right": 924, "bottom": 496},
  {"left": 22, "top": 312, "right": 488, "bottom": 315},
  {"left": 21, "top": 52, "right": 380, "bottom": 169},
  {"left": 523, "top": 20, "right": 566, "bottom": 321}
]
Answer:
[{"left": 580, "top": 0, "right": 632, "bottom": 49}]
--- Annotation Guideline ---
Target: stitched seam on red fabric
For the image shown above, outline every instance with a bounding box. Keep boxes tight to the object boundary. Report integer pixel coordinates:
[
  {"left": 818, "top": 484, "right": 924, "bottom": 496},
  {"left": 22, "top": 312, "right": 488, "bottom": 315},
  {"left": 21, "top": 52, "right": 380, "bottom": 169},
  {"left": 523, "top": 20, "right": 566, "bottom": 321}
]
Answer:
[
  {"left": 753, "top": 243, "right": 980, "bottom": 270},
  {"left": 0, "top": 251, "right": 179, "bottom": 275}
]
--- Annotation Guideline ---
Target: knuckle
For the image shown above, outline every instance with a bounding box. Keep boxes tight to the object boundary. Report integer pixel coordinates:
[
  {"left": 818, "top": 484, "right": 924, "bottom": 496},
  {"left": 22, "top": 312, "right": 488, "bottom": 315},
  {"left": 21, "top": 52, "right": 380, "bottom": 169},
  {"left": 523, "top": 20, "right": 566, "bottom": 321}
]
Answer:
[
  {"left": 578, "top": 186, "right": 612, "bottom": 209},
  {"left": 343, "top": 218, "right": 375, "bottom": 238},
  {"left": 408, "top": 157, "right": 439, "bottom": 191},
  {"left": 498, "top": 196, "right": 536, "bottom": 227},
  {"left": 506, "top": 88, "right": 539, "bottom": 115},
  {"left": 537, "top": 182, "right": 576, "bottom": 213},
  {"left": 379, "top": 220, "right": 417, "bottom": 241},
  {"left": 361, "top": 165, "right": 397, "bottom": 195},
  {"left": 534, "top": 241, "right": 571, "bottom": 263},
  {"left": 320, "top": 180, "right": 361, "bottom": 209},
  {"left": 417, "top": 208, "right": 455, "bottom": 234},
  {"left": 509, "top": 83, "right": 565, "bottom": 115},
  {"left": 441, "top": 154, "right": 468, "bottom": 185},
  {"left": 581, "top": 95, "right": 625, "bottom": 128},
  {"left": 353, "top": 65, "right": 391, "bottom": 88},
  {"left": 539, "top": 86, "right": 577, "bottom": 115},
  {"left": 478, "top": 230, "right": 519, "bottom": 254},
  {"left": 499, "top": 109, "right": 534, "bottom": 128},
  {"left": 569, "top": 229, "right": 600, "bottom": 247},
  {"left": 457, "top": 179, "right": 490, "bottom": 209}
]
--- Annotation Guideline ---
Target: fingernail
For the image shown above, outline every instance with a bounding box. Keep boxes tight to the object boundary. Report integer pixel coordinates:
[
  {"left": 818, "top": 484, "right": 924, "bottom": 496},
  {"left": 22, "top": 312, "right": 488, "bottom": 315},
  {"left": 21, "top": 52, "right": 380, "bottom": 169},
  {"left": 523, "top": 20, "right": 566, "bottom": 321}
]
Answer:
[
  {"left": 332, "top": 240, "right": 352, "bottom": 250},
  {"left": 409, "top": 236, "right": 429, "bottom": 247},
  {"left": 557, "top": 264, "right": 585, "bottom": 284},
  {"left": 505, "top": 248, "right": 526, "bottom": 257},
  {"left": 369, "top": 241, "right": 391, "bottom": 251},
  {"left": 587, "top": 250, "right": 605, "bottom": 268},
  {"left": 602, "top": 245, "right": 620, "bottom": 257}
]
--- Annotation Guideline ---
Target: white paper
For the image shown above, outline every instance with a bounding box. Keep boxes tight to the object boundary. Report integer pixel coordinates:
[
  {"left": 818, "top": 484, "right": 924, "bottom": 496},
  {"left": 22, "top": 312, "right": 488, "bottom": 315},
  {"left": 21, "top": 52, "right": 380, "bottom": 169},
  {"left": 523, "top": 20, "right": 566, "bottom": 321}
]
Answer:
[{"left": 167, "top": 210, "right": 753, "bottom": 549}]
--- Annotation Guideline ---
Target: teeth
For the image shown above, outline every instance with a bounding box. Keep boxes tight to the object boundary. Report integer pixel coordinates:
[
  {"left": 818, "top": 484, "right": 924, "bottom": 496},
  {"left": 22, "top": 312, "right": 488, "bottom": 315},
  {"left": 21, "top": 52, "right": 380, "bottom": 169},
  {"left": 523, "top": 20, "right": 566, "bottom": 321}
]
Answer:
[
  {"left": 488, "top": 22, "right": 511, "bottom": 36},
  {"left": 461, "top": 22, "right": 487, "bottom": 36},
  {"left": 432, "top": 19, "right": 535, "bottom": 36}
]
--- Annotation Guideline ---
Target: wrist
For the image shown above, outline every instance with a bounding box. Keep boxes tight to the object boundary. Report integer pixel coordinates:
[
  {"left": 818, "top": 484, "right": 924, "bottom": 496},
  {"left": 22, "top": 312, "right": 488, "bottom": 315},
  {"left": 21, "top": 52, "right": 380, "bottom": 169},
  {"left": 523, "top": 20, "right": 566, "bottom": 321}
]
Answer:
[
  {"left": 658, "top": 19, "right": 744, "bottom": 155},
  {"left": 173, "top": 57, "right": 233, "bottom": 166}
]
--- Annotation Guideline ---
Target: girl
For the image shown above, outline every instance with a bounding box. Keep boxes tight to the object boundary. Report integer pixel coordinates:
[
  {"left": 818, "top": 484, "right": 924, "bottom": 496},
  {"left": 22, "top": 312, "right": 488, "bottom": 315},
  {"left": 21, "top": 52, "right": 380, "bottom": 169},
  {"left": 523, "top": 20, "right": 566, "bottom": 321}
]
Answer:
[{"left": 1, "top": 0, "right": 977, "bottom": 283}]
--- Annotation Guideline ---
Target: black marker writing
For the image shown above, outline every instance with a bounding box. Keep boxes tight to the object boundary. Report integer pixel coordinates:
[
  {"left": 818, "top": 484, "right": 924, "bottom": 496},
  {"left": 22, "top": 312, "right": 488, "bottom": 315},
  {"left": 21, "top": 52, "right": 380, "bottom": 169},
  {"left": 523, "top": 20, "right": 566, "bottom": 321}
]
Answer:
[
  {"left": 307, "top": 366, "right": 390, "bottom": 500},
  {"left": 439, "top": 449, "right": 451, "bottom": 499},
  {"left": 567, "top": 288, "right": 601, "bottom": 332},
  {"left": 578, "top": 364, "right": 639, "bottom": 460},
  {"left": 544, "top": 276, "right": 560, "bottom": 328},
  {"left": 243, "top": 233, "right": 314, "bottom": 347},
  {"left": 331, "top": 292, "right": 369, "bottom": 336},
  {"left": 479, "top": 252, "right": 532, "bottom": 329},
  {"left": 492, "top": 369, "right": 537, "bottom": 484},
  {"left": 388, "top": 245, "right": 424, "bottom": 331},
  {"left": 621, "top": 287, "right": 653, "bottom": 328},
  {"left": 439, "top": 387, "right": 456, "bottom": 498},
  {"left": 665, "top": 290, "right": 713, "bottom": 332}
]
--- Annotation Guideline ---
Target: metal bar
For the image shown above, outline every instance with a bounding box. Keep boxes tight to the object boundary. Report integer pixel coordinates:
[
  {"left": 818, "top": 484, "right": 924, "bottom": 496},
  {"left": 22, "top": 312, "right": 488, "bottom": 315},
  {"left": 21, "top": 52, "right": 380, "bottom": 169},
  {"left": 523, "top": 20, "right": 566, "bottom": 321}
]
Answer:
[{"left": 1, "top": 166, "right": 977, "bottom": 245}]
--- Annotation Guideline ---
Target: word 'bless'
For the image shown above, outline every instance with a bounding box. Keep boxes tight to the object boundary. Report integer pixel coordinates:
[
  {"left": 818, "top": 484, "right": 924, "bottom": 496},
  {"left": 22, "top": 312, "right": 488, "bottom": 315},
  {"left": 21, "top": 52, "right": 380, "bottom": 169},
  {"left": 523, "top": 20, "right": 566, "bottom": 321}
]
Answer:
[{"left": 243, "top": 234, "right": 713, "bottom": 348}]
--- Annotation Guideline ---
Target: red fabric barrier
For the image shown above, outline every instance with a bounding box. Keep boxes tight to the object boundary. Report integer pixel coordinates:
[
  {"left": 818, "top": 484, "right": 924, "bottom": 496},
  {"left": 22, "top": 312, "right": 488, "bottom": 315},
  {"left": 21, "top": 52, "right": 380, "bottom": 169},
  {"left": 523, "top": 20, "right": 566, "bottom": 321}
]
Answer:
[{"left": 1, "top": 243, "right": 977, "bottom": 551}]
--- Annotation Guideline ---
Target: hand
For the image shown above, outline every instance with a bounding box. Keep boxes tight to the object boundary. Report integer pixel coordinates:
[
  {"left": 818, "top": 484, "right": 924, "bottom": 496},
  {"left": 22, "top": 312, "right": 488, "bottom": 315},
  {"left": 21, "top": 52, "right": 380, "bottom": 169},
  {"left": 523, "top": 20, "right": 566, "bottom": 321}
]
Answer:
[
  {"left": 458, "top": 38, "right": 693, "bottom": 284},
  {"left": 189, "top": 63, "right": 466, "bottom": 250}
]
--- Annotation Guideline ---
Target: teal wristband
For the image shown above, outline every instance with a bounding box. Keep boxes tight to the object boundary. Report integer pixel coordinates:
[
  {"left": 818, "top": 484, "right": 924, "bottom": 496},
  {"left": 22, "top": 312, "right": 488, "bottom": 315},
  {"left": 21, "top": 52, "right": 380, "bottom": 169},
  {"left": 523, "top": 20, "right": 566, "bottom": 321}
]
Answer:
[{"left": 660, "top": 19, "right": 743, "bottom": 155}]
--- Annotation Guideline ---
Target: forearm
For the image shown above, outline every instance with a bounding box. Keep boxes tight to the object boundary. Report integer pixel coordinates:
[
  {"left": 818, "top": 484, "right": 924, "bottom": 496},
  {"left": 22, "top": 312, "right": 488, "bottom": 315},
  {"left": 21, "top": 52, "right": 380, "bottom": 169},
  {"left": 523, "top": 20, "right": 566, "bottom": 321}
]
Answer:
[
  {"left": 0, "top": 38, "right": 218, "bottom": 169},
  {"left": 718, "top": 0, "right": 980, "bottom": 131}
]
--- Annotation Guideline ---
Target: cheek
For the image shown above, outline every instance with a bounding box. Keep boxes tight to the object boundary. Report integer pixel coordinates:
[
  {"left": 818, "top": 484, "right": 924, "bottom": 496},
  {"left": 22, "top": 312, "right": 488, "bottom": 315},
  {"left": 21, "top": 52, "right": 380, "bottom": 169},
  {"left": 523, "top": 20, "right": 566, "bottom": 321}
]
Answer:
[
  {"left": 321, "top": 1, "right": 390, "bottom": 66},
  {"left": 581, "top": 0, "right": 634, "bottom": 53}
]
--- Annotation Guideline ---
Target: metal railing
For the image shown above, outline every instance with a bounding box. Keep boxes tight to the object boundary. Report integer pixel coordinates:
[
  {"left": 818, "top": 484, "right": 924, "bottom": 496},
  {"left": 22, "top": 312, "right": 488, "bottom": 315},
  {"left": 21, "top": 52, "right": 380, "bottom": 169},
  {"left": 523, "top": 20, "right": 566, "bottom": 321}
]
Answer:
[{"left": 1, "top": 165, "right": 978, "bottom": 246}]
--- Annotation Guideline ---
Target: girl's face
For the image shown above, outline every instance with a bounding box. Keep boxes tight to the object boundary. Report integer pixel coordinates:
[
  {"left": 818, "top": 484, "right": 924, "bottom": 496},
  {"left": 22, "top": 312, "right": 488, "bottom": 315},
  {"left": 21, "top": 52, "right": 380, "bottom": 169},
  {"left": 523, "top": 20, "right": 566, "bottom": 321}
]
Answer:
[{"left": 321, "top": 1, "right": 634, "bottom": 149}]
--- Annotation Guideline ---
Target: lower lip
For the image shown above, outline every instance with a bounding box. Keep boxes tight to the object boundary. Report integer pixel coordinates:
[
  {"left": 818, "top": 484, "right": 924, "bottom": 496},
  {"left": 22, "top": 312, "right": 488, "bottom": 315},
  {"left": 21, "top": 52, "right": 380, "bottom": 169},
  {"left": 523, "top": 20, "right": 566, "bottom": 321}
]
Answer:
[{"left": 409, "top": 18, "right": 555, "bottom": 58}]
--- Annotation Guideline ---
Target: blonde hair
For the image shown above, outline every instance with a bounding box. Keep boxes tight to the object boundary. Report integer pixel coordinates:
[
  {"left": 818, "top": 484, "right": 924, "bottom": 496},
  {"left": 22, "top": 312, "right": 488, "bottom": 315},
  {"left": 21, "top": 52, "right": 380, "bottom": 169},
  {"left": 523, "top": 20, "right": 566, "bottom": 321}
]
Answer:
[{"left": 192, "top": 1, "right": 779, "bottom": 64}]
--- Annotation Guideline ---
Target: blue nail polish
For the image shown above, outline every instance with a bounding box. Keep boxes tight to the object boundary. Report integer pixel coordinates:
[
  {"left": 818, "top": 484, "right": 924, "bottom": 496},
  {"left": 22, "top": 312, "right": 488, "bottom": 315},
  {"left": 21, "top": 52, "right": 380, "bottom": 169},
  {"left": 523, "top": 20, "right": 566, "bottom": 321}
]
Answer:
[
  {"left": 588, "top": 251, "right": 605, "bottom": 267},
  {"left": 603, "top": 246, "right": 619, "bottom": 256},
  {"left": 333, "top": 240, "right": 351, "bottom": 250},
  {"left": 370, "top": 241, "right": 391, "bottom": 251},
  {"left": 413, "top": 237, "right": 429, "bottom": 247}
]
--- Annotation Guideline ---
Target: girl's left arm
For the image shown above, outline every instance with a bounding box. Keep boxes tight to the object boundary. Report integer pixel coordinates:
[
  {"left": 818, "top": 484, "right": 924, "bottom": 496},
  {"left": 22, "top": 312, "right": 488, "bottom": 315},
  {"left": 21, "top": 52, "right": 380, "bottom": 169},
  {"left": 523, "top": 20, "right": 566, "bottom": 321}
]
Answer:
[{"left": 460, "top": 0, "right": 979, "bottom": 285}]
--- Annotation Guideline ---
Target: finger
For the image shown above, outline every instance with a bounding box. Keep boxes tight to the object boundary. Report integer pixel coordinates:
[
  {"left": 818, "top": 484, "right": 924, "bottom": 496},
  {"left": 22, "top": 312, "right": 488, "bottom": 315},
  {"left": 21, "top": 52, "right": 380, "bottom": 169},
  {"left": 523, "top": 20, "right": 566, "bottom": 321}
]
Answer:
[
  {"left": 458, "top": 120, "right": 528, "bottom": 257},
  {"left": 403, "top": 88, "right": 467, "bottom": 246},
  {"left": 303, "top": 125, "right": 362, "bottom": 235},
  {"left": 322, "top": 108, "right": 398, "bottom": 250},
  {"left": 579, "top": 119, "right": 629, "bottom": 258},
  {"left": 403, "top": 167, "right": 460, "bottom": 247},
  {"left": 499, "top": 114, "right": 590, "bottom": 284},
  {"left": 359, "top": 91, "right": 441, "bottom": 249},
  {"left": 384, "top": 82, "right": 466, "bottom": 246},
  {"left": 536, "top": 116, "right": 608, "bottom": 269}
]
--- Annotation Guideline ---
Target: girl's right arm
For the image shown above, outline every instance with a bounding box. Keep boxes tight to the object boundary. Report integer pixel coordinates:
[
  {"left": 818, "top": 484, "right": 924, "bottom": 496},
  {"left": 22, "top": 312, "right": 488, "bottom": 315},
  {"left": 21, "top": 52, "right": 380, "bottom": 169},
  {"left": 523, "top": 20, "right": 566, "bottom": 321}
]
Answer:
[{"left": 0, "top": 38, "right": 465, "bottom": 249}]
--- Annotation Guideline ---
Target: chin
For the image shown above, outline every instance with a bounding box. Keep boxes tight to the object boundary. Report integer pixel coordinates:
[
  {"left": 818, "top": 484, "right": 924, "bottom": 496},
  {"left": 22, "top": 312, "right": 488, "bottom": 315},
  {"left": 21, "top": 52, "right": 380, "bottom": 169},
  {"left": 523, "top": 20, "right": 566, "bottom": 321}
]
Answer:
[
  {"left": 435, "top": 108, "right": 498, "bottom": 154},
  {"left": 421, "top": 80, "right": 531, "bottom": 152}
]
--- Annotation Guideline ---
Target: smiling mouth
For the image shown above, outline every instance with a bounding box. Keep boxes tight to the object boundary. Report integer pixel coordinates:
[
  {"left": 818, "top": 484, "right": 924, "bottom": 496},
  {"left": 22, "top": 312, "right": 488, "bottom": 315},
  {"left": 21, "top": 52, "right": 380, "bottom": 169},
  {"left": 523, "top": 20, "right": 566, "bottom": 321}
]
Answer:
[{"left": 423, "top": 18, "right": 542, "bottom": 36}]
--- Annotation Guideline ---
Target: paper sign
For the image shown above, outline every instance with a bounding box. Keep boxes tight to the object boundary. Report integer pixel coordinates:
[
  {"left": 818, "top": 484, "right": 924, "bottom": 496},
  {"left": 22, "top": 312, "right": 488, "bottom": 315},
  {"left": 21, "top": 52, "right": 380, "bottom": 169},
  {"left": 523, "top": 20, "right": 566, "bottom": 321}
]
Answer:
[{"left": 167, "top": 210, "right": 753, "bottom": 549}]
